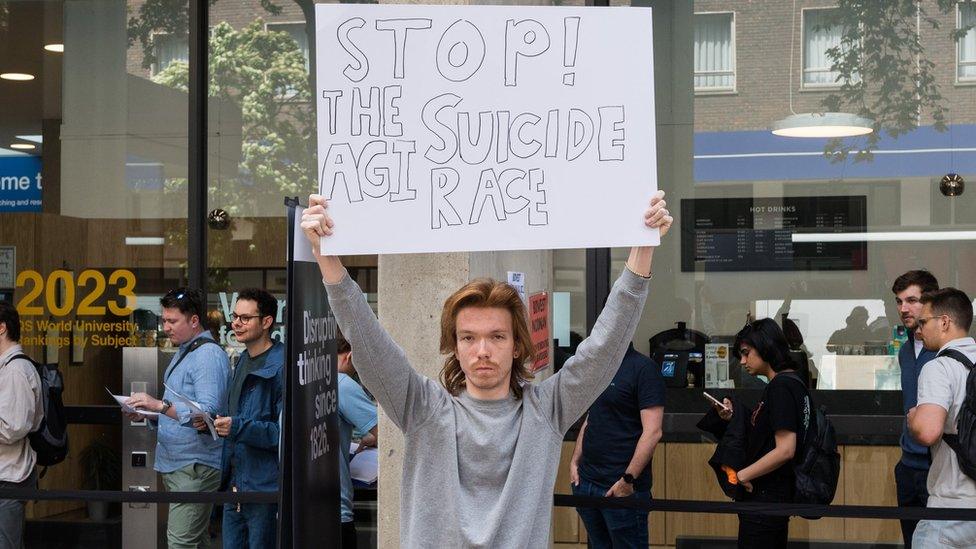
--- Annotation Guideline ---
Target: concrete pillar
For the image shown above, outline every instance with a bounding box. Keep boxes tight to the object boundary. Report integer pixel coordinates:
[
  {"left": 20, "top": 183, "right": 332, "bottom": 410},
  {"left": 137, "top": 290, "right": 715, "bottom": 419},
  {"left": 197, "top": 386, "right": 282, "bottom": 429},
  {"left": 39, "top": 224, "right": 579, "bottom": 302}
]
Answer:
[{"left": 376, "top": 250, "right": 553, "bottom": 548}]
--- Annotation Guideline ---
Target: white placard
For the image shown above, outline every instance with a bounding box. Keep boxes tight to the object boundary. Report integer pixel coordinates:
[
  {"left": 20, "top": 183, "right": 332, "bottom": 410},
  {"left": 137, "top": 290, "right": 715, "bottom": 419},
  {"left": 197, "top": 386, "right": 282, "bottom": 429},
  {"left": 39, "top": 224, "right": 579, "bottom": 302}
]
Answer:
[
  {"left": 507, "top": 271, "right": 526, "bottom": 302},
  {"left": 315, "top": 4, "right": 658, "bottom": 255}
]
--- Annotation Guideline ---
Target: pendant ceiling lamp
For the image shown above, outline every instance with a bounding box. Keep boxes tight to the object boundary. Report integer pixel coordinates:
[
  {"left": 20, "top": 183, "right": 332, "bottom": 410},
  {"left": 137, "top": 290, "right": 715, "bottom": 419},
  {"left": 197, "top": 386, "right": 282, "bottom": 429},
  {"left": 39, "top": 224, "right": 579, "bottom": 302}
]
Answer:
[
  {"left": 772, "top": 112, "right": 874, "bottom": 137},
  {"left": 771, "top": 0, "right": 874, "bottom": 138}
]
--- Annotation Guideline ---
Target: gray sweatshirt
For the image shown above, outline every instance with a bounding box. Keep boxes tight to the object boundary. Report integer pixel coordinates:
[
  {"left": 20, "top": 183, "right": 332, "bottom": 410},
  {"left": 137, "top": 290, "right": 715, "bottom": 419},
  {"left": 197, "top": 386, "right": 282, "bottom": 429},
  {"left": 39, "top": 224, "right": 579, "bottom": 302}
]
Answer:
[{"left": 326, "top": 269, "right": 650, "bottom": 548}]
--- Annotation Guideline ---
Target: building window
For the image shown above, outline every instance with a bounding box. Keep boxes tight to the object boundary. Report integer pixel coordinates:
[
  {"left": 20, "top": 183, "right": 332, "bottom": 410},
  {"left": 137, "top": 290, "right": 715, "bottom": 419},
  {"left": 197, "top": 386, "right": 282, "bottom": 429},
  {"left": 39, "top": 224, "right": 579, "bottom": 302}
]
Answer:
[
  {"left": 153, "top": 33, "right": 188, "bottom": 75},
  {"left": 802, "top": 8, "right": 844, "bottom": 87},
  {"left": 959, "top": 3, "right": 976, "bottom": 82},
  {"left": 694, "top": 12, "right": 735, "bottom": 92},
  {"left": 267, "top": 22, "right": 310, "bottom": 71}
]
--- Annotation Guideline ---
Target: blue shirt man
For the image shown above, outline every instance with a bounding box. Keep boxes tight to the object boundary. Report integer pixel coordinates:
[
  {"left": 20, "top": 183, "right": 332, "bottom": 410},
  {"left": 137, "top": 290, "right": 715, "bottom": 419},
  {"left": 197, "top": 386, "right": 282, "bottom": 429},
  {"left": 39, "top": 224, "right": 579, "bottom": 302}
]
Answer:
[
  {"left": 891, "top": 270, "right": 938, "bottom": 549},
  {"left": 570, "top": 344, "right": 665, "bottom": 549},
  {"left": 126, "top": 287, "right": 229, "bottom": 549},
  {"left": 156, "top": 331, "right": 228, "bottom": 473},
  {"left": 336, "top": 338, "right": 378, "bottom": 549}
]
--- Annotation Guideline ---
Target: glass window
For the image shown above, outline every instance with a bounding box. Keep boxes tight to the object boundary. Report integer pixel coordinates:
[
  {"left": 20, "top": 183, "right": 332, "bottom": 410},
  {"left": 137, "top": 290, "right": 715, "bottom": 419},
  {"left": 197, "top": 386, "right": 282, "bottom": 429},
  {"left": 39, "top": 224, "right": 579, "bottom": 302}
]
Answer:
[
  {"left": 960, "top": 3, "right": 976, "bottom": 81},
  {"left": 803, "top": 8, "right": 843, "bottom": 87},
  {"left": 694, "top": 12, "right": 735, "bottom": 92},
  {"left": 153, "top": 33, "right": 188, "bottom": 74},
  {"left": 266, "top": 22, "right": 310, "bottom": 70}
]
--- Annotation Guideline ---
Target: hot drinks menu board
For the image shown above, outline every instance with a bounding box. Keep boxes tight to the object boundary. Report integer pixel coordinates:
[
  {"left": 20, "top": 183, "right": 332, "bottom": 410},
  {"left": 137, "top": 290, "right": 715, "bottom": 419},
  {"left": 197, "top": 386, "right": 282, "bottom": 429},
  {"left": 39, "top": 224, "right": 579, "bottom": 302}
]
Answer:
[{"left": 680, "top": 196, "right": 867, "bottom": 272}]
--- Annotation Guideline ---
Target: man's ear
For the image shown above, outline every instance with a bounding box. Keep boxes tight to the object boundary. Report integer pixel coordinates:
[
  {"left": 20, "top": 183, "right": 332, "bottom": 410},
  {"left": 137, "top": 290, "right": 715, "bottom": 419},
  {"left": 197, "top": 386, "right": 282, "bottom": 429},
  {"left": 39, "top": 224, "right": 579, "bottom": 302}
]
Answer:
[{"left": 262, "top": 315, "right": 274, "bottom": 331}]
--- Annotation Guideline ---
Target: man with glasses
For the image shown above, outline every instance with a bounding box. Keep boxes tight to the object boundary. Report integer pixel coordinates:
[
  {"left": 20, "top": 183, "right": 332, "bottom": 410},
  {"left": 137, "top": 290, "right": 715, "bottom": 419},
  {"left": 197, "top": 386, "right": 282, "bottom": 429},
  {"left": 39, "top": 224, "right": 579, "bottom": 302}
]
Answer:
[
  {"left": 890, "top": 270, "right": 938, "bottom": 548},
  {"left": 201, "top": 288, "right": 283, "bottom": 549},
  {"left": 907, "top": 288, "right": 976, "bottom": 546},
  {"left": 126, "top": 288, "right": 229, "bottom": 549}
]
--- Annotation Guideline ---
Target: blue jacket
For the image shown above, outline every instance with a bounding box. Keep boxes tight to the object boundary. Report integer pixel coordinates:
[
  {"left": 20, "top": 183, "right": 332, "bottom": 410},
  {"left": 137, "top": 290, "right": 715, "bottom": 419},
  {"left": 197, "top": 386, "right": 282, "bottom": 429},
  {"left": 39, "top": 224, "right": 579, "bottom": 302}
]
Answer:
[
  {"left": 220, "top": 341, "right": 284, "bottom": 492},
  {"left": 899, "top": 333, "right": 936, "bottom": 470}
]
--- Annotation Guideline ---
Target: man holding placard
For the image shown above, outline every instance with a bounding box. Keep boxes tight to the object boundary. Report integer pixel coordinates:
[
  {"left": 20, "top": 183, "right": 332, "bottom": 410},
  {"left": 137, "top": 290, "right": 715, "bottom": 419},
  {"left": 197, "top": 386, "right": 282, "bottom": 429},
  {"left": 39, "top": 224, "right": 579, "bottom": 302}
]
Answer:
[{"left": 300, "top": 190, "right": 670, "bottom": 546}]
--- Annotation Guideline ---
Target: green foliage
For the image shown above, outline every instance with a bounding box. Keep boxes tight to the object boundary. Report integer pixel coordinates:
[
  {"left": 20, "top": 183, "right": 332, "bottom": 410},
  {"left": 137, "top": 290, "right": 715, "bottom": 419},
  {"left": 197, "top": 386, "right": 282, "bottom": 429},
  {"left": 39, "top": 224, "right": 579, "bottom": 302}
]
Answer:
[
  {"left": 819, "top": 1, "right": 974, "bottom": 161},
  {"left": 127, "top": 0, "right": 283, "bottom": 69},
  {"left": 79, "top": 438, "right": 121, "bottom": 491},
  {"left": 151, "top": 19, "right": 314, "bottom": 214}
]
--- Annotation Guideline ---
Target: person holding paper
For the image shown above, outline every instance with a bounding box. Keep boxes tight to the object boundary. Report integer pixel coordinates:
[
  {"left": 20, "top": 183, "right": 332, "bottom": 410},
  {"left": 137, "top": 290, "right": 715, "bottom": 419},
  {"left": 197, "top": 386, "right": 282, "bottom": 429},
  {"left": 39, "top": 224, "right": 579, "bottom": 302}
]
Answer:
[
  {"left": 300, "top": 190, "right": 671, "bottom": 547},
  {"left": 335, "top": 336, "right": 378, "bottom": 549},
  {"left": 125, "top": 288, "right": 229, "bottom": 549},
  {"left": 195, "top": 288, "right": 284, "bottom": 549}
]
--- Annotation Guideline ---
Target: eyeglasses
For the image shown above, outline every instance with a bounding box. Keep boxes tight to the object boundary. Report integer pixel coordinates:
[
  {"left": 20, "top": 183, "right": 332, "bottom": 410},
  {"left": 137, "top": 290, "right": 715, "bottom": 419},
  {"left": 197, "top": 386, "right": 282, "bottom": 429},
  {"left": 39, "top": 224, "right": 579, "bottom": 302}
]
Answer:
[
  {"left": 231, "top": 313, "right": 262, "bottom": 324},
  {"left": 916, "top": 315, "right": 950, "bottom": 328}
]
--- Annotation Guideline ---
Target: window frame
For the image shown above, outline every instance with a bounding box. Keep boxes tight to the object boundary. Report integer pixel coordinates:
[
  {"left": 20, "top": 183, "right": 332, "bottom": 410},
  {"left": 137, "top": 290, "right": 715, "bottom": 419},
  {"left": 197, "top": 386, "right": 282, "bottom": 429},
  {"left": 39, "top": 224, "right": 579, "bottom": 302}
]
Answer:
[
  {"left": 693, "top": 10, "right": 737, "bottom": 95},
  {"left": 149, "top": 31, "right": 189, "bottom": 77},
  {"left": 265, "top": 21, "right": 311, "bottom": 100},
  {"left": 957, "top": 2, "right": 976, "bottom": 84},
  {"left": 800, "top": 6, "right": 845, "bottom": 90}
]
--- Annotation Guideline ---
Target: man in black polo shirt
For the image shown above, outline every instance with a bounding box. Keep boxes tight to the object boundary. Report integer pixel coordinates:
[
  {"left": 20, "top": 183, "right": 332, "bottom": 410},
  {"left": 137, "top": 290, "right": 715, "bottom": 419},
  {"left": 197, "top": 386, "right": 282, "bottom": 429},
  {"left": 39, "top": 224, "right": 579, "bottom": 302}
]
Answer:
[{"left": 569, "top": 343, "right": 665, "bottom": 548}]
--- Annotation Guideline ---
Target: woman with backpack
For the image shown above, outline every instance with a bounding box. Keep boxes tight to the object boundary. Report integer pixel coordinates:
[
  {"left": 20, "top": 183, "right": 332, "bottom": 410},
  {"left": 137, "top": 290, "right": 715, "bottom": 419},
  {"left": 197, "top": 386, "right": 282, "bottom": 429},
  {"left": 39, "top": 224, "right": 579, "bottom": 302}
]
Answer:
[{"left": 712, "top": 318, "right": 811, "bottom": 548}]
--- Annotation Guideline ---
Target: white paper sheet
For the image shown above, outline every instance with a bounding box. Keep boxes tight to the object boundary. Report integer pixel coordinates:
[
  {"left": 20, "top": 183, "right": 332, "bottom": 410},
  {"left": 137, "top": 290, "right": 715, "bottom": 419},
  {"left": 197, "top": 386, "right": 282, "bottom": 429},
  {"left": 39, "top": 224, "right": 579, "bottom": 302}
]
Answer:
[
  {"left": 106, "top": 387, "right": 159, "bottom": 417},
  {"left": 348, "top": 443, "right": 378, "bottom": 485},
  {"left": 164, "top": 383, "right": 219, "bottom": 440}
]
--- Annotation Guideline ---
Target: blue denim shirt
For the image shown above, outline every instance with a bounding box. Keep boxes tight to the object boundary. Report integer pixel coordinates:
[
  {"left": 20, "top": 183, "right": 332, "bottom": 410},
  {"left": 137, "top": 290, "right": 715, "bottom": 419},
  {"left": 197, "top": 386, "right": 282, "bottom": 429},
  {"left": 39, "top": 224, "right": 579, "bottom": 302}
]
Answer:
[
  {"left": 154, "top": 332, "right": 229, "bottom": 474},
  {"left": 220, "top": 341, "right": 284, "bottom": 492},
  {"left": 899, "top": 332, "right": 936, "bottom": 470}
]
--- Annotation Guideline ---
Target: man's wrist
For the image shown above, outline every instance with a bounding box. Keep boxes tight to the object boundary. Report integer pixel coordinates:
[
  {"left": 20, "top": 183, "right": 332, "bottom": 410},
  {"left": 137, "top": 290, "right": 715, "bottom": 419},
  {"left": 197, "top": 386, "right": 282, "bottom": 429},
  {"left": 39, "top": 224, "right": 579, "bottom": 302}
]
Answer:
[
  {"left": 622, "top": 472, "right": 635, "bottom": 485},
  {"left": 158, "top": 399, "right": 172, "bottom": 414}
]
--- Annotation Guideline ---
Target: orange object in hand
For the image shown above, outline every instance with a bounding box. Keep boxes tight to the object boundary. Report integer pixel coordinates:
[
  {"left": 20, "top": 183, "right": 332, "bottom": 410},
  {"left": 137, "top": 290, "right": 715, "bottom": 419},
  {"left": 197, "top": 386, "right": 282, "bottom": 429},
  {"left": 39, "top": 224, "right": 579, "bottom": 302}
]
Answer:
[{"left": 721, "top": 465, "right": 738, "bottom": 485}]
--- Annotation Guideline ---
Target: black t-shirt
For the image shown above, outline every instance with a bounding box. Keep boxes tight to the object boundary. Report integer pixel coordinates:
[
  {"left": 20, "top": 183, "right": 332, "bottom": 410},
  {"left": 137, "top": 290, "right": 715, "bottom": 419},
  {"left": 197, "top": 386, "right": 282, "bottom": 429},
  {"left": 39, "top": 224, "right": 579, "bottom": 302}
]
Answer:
[
  {"left": 579, "top": 346, "right": 666, "bottom": 491},
  {"left": 746, "top": 372, "right": 810, "bottom": 492}
]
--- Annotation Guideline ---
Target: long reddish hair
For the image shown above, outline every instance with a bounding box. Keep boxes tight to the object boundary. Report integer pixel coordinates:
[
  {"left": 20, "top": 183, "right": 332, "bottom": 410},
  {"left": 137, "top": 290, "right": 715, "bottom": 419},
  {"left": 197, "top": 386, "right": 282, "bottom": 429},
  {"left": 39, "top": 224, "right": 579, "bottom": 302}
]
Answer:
[{"left": 439, "top": 279, "right": 536, "bottom": 399}]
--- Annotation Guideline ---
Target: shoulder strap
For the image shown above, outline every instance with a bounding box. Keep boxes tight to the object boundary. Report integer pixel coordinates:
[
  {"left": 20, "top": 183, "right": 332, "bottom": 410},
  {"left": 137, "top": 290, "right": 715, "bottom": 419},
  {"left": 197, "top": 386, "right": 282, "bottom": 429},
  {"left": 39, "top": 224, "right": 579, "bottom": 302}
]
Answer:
[
  {"left": 776, "top": 371, "right": 813, "bottom": 438},
  {"left": 937, "top": 349, "right": 975, "bottom": 449},
  {"left": 163, "top": 338, "right": 219, "bottom": 383},
  {"left": 778, "top": 371, "right": 809, "bottom": 392},
  {"left": 938, "top": 348, "right": 975, "bottom": 370},
  {"left": 3, "top": 353, "right": 36, "bottom": 369}
]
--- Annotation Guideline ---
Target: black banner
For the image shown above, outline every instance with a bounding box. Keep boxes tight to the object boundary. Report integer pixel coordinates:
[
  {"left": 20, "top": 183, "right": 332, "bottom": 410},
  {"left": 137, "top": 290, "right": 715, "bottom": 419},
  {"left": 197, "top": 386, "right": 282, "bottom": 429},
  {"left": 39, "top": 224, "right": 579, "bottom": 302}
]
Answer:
[
  {"left": 280, "top": 200, "right": 341, "bottom": 548},
  {"left": 680, "top": 196, "right": 867, "bottom": 272}
]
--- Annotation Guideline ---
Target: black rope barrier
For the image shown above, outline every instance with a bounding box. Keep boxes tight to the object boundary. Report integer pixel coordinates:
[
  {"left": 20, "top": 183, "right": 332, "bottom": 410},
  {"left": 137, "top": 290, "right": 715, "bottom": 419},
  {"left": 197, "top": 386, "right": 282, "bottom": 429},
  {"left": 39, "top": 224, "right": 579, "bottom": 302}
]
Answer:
[
  {"left": 0, "top": 489, "right": 278, "bottom": 504},
  {"left": 555, "top": 494, "right": 976, "bottom": 521}
]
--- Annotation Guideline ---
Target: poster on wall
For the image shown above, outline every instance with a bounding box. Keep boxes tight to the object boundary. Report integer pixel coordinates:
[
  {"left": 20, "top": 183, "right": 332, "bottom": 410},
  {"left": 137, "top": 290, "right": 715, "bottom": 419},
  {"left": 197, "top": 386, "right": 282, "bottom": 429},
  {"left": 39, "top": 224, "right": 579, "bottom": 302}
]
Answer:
[
  {"left": 0, "top": 157, "right": 41, "bottom": 213},
  {"left": 0, "top": 247, "right": 14, "bottom": 289},
  {"left": 314, "top": 4, "right": 658, "bottom": 255},
  {"left": 281, "top": 202, "right": 340, "bottom": 548},
  {"left": 528, "top": 291, "right": 550, "bottom": 372}
]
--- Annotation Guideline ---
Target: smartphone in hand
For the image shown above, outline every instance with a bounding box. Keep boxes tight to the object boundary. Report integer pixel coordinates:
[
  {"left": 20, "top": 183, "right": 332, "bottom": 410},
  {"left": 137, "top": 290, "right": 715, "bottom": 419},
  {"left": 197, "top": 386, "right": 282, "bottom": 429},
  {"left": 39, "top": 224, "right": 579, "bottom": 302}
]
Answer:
[{"left": 703, "top": 391, "right": 730, "bottom": 411}]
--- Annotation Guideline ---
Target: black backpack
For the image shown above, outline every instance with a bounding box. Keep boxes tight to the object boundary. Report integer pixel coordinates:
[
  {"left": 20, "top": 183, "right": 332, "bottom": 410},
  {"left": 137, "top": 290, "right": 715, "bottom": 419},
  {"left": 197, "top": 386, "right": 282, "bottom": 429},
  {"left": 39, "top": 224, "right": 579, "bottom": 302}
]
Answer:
[
  {"left": 6, "top": 353, "right": 69, "bottom": 468},
  {"left": 781, "top": 373, "right": 840, "bottom": 507},
  {"left": 937, "top": 349, "right": 976, "bottom": 480}
]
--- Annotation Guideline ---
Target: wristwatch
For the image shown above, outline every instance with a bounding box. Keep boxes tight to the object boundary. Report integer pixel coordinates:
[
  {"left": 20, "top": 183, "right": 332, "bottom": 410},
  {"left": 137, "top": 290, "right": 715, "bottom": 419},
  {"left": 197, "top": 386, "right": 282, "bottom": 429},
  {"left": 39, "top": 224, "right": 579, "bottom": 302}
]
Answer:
[
  {"left": 622, "top": 473, "right": 635, "bottom": 485},
  {"left": 159, "top": 399, "right": 172, "bottom": 414}
]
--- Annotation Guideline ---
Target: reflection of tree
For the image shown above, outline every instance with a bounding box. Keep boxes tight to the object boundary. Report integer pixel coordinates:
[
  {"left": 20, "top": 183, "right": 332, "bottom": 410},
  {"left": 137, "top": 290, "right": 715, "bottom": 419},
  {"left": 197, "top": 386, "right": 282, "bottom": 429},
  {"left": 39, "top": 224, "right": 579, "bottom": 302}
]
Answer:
[
  {"left": 821, "top": 1, "right": 974, "bottom": 161},
  {"left": 127, "top": 0, "right": 284, "bottom": 69},
  {"left": 132, "top": 12, "right": 315, "bottom": 287},
  {"left": 153, "top": 20, "right": 314, "bottom": 202}
]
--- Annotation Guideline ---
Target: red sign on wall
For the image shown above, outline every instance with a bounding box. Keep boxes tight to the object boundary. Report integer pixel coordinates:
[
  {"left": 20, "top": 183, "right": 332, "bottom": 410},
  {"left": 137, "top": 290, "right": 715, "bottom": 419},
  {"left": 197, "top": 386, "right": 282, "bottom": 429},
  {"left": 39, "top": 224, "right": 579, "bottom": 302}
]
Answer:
[{"left": 528, "top": 292, "right": 550, "bottom": 372}]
